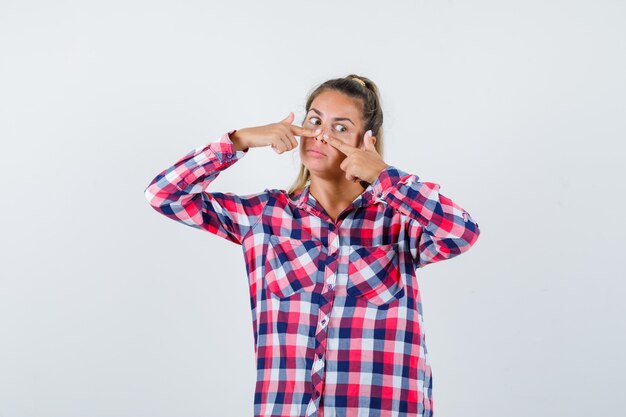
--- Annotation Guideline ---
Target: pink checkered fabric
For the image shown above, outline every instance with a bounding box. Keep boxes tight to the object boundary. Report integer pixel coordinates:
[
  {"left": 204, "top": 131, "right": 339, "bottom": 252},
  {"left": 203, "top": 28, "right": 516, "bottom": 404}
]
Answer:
[{"left": 144, "top": 131, "right": 481, "bottom": 417}]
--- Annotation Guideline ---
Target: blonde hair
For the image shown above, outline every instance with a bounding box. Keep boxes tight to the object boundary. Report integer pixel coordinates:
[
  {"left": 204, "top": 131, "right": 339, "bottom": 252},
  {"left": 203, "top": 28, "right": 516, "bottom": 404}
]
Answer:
[{"left": 287, "top": 74, "right": 385, "bottom": 195}]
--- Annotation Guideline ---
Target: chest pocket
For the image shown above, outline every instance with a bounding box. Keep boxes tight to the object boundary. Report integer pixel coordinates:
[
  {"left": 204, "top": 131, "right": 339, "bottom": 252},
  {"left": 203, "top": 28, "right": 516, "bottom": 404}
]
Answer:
[
  {"left": 264, "top": 234, "right": 324, "bottom": 299},
  {"left": 347, "top": 243, "right": 405, "bottom": 306}
]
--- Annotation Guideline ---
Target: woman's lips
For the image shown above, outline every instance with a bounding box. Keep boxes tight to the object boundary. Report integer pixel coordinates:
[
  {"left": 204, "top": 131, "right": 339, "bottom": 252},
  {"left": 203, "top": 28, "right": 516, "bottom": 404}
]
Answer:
[{"left": 307, "top": 149, "right": 326, "bottom": 156}]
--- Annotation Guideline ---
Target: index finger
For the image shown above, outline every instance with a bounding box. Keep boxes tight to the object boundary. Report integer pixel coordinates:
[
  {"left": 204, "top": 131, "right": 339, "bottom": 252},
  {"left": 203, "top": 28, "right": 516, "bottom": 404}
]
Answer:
[
  {"left": 290, "top": 124, "right": 321, "bottom": 138},
  {"left": 326, "top": 136, "right": 358, "bottom": 155}
]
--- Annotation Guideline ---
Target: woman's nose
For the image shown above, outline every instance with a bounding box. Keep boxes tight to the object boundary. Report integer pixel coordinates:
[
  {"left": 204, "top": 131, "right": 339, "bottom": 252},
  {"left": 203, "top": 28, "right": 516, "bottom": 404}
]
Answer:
[{"left": 315, "top": 130, "right": 330, "bottom": 144}]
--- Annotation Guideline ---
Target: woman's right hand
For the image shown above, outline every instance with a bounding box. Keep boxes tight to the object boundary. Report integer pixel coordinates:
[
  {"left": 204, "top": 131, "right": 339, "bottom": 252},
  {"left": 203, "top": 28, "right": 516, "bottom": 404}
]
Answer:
[{"left": 230, "top": 112, "right": 321, "bottom": 154}]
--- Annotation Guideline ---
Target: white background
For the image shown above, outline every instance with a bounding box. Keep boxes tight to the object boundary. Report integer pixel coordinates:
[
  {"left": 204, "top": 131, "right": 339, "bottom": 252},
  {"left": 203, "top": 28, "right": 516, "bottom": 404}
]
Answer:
[{"left": 1, "top": 1, "right": 624, "bottom": 416}]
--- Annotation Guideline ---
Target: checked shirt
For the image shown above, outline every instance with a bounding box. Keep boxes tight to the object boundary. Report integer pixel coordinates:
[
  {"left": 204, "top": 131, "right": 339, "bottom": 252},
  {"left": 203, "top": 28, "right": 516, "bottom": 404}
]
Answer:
[{"left": 144, "top": 130, "right": 481, "bottom": 417}]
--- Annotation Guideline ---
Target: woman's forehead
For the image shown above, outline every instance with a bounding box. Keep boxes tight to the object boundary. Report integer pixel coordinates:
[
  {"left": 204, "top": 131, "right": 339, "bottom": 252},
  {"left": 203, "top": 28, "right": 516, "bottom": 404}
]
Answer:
[{"left": 309, "top": 91, "right": 363, "bottom": 120}]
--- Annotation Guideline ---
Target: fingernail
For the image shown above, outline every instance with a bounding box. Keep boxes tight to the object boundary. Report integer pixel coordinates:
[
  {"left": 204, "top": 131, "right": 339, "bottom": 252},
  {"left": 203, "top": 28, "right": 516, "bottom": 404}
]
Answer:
[
  {"left": 367, "top": 130, "right": 372, "bottom": 137},
  {"left": 314, "top": 129, "right": 321, "bottom": 134}
]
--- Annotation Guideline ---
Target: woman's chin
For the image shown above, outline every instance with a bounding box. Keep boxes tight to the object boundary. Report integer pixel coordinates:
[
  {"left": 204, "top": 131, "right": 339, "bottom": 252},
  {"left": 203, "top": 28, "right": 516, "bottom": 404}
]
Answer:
[
  {"left": 304, "top": 164, "right": 327, "bottom": 176},
  {"left": 303, "top": 156, "right": 328, "bottom": 170}
]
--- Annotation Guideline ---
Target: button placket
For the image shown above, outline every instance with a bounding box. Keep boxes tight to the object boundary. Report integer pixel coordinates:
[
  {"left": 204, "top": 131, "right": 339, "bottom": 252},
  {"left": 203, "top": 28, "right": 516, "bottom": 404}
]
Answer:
[
  {"left": 305, "top": 399, "right": 317, "bottom": 416},
  {"left": 308, "top": 224, "right": 340, "bottom": 415},
  {"left": 326, "top": 229, "right": 340, "bottom": 293},
  {"left": 326, "top": 269, "right": 336, "bottom": 292},
  {"left": 309, "top": 238, "right": 336, "bottom": 413}
]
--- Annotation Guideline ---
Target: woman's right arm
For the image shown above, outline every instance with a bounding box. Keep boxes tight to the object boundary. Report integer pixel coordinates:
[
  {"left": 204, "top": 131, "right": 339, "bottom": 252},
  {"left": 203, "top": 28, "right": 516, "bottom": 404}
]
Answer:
[
  {"left": 143, "top": 113, "right": 320, "bottom": 245},
  {"left": 144, "top": 130, "right": 269, "bottom": 245}
]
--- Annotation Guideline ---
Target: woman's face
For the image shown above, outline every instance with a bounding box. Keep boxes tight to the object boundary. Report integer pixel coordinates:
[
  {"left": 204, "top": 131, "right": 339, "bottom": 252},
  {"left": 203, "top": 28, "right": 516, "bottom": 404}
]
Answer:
[{"left": 300, "top": 89, "right": 365, "bottom": 180}]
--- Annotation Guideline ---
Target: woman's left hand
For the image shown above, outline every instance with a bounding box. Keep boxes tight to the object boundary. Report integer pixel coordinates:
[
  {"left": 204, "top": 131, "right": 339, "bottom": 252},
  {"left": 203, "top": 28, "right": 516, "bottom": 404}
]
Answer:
[{"left": 326, "top": 130, "right": 390, "bottom": 184}]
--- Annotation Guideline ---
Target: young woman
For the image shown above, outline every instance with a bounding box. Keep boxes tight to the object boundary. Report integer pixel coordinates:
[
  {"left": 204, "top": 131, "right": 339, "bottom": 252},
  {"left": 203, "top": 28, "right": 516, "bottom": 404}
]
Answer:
[{"left": 144, "top": 74, "right": 481, "bottom": 417}]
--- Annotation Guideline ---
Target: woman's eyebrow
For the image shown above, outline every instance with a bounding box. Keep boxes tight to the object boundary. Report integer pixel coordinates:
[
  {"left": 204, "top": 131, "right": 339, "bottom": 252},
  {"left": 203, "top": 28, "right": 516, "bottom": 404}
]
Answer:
[{"left": 309, "top": 107, "right": 355, "bottom": 126}]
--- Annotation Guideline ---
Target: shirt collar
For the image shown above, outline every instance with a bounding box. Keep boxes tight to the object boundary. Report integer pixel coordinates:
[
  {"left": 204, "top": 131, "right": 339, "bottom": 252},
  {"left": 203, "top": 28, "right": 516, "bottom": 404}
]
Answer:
[{"left": 288, "top": 182, "right": 378, "bottom": 212}]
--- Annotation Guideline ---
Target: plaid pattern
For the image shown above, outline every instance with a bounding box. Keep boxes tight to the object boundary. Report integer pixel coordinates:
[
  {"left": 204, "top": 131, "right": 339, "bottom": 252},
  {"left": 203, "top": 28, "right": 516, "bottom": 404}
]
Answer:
[{"left": 144, "top": 131, "right": 481, "bottom": 417}]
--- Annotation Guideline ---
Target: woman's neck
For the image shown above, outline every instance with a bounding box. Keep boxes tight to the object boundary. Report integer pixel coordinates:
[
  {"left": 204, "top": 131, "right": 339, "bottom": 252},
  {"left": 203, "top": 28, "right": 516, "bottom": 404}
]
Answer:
[{"left": 308, "top": 177, "right": 367, "bottom": 218}]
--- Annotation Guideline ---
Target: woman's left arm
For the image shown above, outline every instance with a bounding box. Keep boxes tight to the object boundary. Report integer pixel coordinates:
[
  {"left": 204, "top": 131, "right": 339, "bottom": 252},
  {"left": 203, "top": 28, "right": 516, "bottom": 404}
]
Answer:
[{"left": 370, "top": 166, "right": 481, "bottom": 269}]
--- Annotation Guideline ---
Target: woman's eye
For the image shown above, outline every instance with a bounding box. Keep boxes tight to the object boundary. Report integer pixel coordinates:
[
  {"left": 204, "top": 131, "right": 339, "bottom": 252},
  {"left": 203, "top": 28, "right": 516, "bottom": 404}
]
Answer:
[{"left": 306, "top": 116, "right": 347, "bottom": 133}]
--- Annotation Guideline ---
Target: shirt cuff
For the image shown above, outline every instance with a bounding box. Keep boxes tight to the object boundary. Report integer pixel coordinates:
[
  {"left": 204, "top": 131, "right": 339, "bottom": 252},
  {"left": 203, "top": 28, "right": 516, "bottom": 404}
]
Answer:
[
  {"left": 214, "top": 129, "right": 249, "bottom": 163},
  {"left": 371, "top": 165, "right": 416, "bottom": 198}
]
